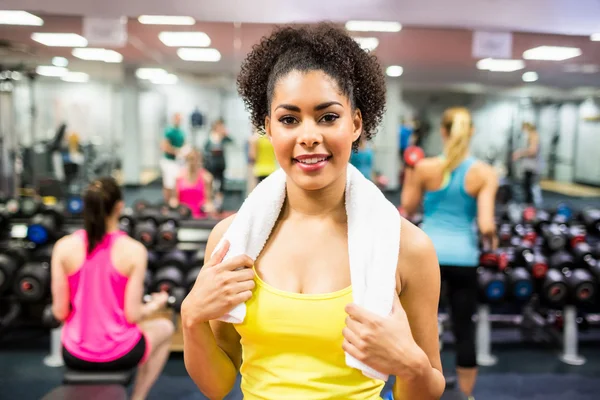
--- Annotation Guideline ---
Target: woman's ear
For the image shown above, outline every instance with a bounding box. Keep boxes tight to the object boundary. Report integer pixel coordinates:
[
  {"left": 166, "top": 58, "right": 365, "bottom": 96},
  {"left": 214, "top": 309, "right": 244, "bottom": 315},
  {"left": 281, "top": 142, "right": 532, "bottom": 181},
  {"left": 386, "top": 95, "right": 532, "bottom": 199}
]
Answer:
[
  {"left": 353, "top": 109, "right": 363, "bottom": 143},
  {"left": 265, "top": 116, "right": 271, "bottom": 139}
]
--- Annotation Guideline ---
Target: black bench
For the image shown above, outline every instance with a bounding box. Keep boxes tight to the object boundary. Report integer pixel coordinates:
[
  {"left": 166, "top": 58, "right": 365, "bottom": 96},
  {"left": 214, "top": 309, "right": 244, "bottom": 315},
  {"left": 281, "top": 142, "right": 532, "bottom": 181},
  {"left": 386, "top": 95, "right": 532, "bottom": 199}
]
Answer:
[{"left": 41, "top": 368, "right": 136, "bottom": 400}]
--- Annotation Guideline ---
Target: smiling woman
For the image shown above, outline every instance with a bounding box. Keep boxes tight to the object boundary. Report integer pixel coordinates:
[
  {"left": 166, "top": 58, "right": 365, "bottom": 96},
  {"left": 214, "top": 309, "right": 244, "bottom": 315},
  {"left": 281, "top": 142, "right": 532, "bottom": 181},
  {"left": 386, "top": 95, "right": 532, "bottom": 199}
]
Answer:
[{"left": 182, "top": 23, "right": 445, "bottom": 400}]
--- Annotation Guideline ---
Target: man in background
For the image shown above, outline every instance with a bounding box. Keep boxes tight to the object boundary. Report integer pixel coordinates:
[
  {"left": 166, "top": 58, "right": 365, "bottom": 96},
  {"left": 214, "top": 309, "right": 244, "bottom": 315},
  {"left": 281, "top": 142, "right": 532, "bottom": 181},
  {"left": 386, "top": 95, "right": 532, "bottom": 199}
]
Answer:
[{"left": 160, "top": 113, "right": 186, "bottom": 204}]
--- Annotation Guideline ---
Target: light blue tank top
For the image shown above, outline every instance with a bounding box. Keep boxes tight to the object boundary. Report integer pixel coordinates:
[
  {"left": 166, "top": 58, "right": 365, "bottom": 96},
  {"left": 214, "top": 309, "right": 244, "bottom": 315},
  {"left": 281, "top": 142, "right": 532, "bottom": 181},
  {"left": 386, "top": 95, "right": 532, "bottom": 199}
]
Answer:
[
  {"left": 421, "top": 157, "right": 479, "bottom": 267},
  {"left": 349, "top": 148, "right": 373, "bottom": 180}
]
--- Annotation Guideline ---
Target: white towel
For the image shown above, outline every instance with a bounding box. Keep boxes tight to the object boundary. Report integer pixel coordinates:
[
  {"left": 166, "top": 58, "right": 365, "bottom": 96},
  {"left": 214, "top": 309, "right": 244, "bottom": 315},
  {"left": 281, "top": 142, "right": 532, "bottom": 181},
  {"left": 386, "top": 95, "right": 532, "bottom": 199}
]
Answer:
[{"left": 212, "top": 164, "right": 400, "bottom": 381}]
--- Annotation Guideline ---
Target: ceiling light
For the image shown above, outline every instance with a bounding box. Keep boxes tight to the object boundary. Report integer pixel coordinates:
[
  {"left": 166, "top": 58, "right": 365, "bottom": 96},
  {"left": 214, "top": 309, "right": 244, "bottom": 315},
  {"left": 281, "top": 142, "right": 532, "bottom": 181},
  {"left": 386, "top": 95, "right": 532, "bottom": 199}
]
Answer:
[
  {"left": 345, "top": 20, "right": 402, "bottom": 32},
  {"left": 72, "top": 48, "right": 123, "bottom": 63},
  {"left": 138, "top": 15, "right": 195, "bottom": 25},
  {"left": 591, "top": 33, "right": 600, "bottom": 41},
  {"left": 522, "top": 71, "right": 538, "bottom": 82},
  {"left": 61, "top": 72, "right": 89, "bottom": 83},
  {"left": 386, "top": 65, "right": 403, "bottom": 77},
  {"left": 177, "top": 48, "right": 221, "bottom": 62},
  {"left": 476, "top": 58, "right": 525, "bottom": 72},
  {"left": 523, "top": 46, "right": 581, "bottom": 61},
  {"left": 0, "top": 10, "right": 43, "bottom": 26},
  {"left": 31, "top": 33, "right": 88, "bottom": 47},
  {"left": 35, "top": 66, "right": 68, "bottom": 77},
  {"left": 353, "top": 37, "right": 379, "bottom": 52},
  {"left": 151, "top": 73, "right": 178, "bottom": 85},
  {"left": 136, "top": 68, "right": 169, "bottom": 80},
  {"left": 159, "top": 32, "right": 210, "bottom": 47},
  {"left": 52, "top": 56, "right": 69, "bottom": 67}
]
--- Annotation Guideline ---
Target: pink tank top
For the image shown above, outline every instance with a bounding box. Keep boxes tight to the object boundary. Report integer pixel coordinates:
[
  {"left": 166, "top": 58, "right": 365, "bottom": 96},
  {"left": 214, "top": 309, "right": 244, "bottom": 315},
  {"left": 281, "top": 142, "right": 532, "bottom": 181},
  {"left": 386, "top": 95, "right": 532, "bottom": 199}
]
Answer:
[
  {"left": 176, "top": 171, "right": 206, "bottom": 218},
  {"left": 61, "top": 230, "right": 142, "bottom": 362}
]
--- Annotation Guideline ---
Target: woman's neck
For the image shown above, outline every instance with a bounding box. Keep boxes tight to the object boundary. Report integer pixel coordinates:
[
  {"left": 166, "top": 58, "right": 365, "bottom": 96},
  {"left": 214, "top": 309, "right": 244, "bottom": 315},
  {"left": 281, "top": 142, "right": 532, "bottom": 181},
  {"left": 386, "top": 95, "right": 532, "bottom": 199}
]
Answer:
[
  {"left": 105, "top": 218, "right": 119, "bottom": 233},
  {"left": 283, "top": 171, "right": 347, "bottom": 222}
]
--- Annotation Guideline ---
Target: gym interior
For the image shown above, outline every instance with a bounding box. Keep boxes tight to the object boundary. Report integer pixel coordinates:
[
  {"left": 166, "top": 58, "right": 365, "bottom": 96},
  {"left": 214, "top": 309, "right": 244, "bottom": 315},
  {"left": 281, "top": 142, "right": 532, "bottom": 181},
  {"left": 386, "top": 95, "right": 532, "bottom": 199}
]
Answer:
[{"left": 1, "top": 2, "right": 600, "bottom": 400}]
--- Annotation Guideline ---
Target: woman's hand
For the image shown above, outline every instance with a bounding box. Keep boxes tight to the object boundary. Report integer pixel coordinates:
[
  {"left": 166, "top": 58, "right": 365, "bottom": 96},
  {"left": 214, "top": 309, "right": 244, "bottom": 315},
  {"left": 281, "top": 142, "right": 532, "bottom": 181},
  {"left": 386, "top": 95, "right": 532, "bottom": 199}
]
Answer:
[
  {"left": 181, "top": 240, "right": 255, "bottom": 326},
  {"left": 343, "top": 294, "right": 428, "bottom": 381}
]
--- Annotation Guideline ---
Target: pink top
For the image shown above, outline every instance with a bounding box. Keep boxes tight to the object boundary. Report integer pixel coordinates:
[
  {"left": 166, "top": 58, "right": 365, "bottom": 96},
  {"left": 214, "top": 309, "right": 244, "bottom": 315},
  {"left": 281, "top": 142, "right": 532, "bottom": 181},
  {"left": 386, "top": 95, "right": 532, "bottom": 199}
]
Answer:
[
  {"left": 176, "top": 171, "right": 206, "bottom": 218},
  {"left": 61, "top": 230, "right": 142, "bottom": 362}
]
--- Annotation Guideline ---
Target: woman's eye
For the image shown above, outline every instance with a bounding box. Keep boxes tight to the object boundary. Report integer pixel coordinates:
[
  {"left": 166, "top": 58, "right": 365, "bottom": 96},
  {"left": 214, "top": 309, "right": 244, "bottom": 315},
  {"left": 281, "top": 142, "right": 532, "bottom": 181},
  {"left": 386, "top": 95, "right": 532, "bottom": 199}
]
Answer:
[
  {"left": 279, "top": 116, "right": 297, "bottom": 125},
  {"left": 320, "top": 114, "right": 339, "bottom": 123}
]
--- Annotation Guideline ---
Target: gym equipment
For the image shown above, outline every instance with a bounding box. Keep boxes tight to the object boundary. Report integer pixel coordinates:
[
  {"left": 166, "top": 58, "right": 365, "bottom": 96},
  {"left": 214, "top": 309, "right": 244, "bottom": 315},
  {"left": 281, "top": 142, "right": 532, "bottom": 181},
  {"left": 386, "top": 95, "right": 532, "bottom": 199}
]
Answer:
[
  {"left": 159, "top": 203, "right": 192, "bottom": 220},
  {"left": 153, "top": 250, "right": 187, "bottom": 292},
  {"left": 572, "top": 242, "right": 596, "bottom": 268},
  {"left": 477, "top": 267, "right": 506, "bottom": 303},
  {"left": 20, "top": 197, "right": 41, "bottom": 218},
  {"left": 65, "top": 196, "right": 83, "bottom": 216},
  {"left": 143, "top": 286, "right": 186, "bottom": 312},
  {"left": 534, "top": 209, "right": 551, "bottom": 233},
  {"left": 522, "top": 206, "right": 536, "bottom": 224},
  {"left": 160, "top": 249, "right": 188, "bottom": 271},
  {"left": 555, "top": 203, "right": 573, "bottom": 221},
  {"left": 0, "top": 253, "right": 19, "bottom": 295},
  {"left": 563, "top": 268, "right": 596, "bottom": 304},
  {"left": 33, "top": 245, "right": 54, "bottom": 263},
  {"left": 133, "top": 208, "right": 161, "bottom": 247},
  {"left": 157, "top": 212, "right": 179, "bottom": 249},
  {"left": 476, "top": 304, "right": 497, "bottom": 366},
  {"left": 566, "top": 226, "right": 587, "bottom": 249},
  {"left": 580, "top": 208, "right": 600, "bottom": 235},
  {"left": 498, "top": 223, "right": 513, "bottom": 244},
  {"left": 505, "top": 267, "right": 533, "bottom": 302},
  {"left": 133, "top": 199, "right": 151, "bottom": 214},
  {"left": 541, "top": 269, "right": 569, "bottom": 307},
  {"left": 531, "top": 249, "right": 549, "bottom": 279},
  {"left": 144, "top": 270, "right": 153, "bottom": 294},
  {"left": 186, "top": 267, "right": 201, "bottom": 291},
  {"left": 549, "top": 250, "right": 576, "bottom": 271},
  {"left": 403, "top": 145, "right": 425, "bottom": 167},
  {"left": 559, "top": 305, "right": 586, "bottom": 366},
  {"left": 13, "top": 262, "right": 50, "bottom": 302},
  {"left": 513, "top": 223, "right": 537, "bottom": 244},
  {"left": 42, "top": 304, "right": 61, "bottom": 329},
  {"left": 189, "top": 247, "right": 206, "bottom": 269},
  {"left": 27, "top": 207, "right": 64, "bottom": 245},
  {"left": 147, "top": 251, "right": 159, "bottom": 271},
  {"left": 541, "top": 224, "right": 567, "bottom": 252}
]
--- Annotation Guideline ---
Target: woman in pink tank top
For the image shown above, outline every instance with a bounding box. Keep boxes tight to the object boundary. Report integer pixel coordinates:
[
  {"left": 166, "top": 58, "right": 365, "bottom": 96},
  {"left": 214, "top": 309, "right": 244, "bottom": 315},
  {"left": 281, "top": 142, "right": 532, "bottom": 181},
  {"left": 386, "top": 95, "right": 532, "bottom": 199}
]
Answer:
[
  {"left": 51, "top": 177, "right": 175, "bottom": 400},
  {"left": 173, "top": 148, "right": 217, "bottom": 218}
]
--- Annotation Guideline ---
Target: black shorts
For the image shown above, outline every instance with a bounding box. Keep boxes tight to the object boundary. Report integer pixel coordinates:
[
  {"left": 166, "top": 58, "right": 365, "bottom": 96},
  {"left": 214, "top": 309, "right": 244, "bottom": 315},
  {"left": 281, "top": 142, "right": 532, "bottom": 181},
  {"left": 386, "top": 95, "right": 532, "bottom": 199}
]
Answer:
[{"left": 63, "top": 335, "right": 147, "bottom": 371}]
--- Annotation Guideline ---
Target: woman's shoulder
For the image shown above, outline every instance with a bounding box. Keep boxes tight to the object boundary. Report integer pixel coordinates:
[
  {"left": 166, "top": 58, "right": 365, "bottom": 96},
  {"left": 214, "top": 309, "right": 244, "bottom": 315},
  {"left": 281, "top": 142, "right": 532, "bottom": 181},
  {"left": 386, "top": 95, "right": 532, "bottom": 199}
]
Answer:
[
  {"left": 396, "top": 218, "right": 438, "bottom": 292},
  {"left": 204, "top": 214, "right": 237, "bottom": 255}
]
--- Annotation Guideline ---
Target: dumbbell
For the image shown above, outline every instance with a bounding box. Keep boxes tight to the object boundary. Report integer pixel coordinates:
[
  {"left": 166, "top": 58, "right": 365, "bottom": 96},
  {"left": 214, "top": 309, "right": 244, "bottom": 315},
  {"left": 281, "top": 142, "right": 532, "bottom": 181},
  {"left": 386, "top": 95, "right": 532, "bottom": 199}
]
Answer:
[
  {"left": 119, "top": 208, "right": 135, "bottom": 236},
  {"left": 159, "top": 203, "right": 192, "bottom": 221},
  {"left": 477, "top": 266, "right": 506, "bottom": 303},
  {"left": 27, "top": 207, "right": 64, "bottom": 246},
  {"left": 13, "top": 262, "right": 50, "bottom": 302},
  {"left": 134, "top": 208, "right": 161, "bottom": 247},
  {"left": 580, "top": 208, "right": 600, "bottom": 235},
  {"left": 498, "top": 223, "right": 513, "bottom": 245},
  {"left": 20, "top": 197, "right": 41, "bottom": 218},
  {"left": 505, "top": 267, "right": 533, "bottom": 302},
  {"left": 143, "top": 286, "right": 187, "bottom": 312},
  {"left": 147, "top": 251, "right": 159, "bottom": 271},
  {"left": 0, "top": 206, "right": 10, "bottom": 233},
  {"left": 563, "top": 268, "right": 596, "bottom": 304},
  {"left": 153, "top": 250, "right": 187, "bottom": 293},
  {"left": 186, "top": 267, "right": 201, "bottom": 292},
  {"left": 530, "top": 249, "right": 549, "bottom": 279},
  {"left": 189, "top": 247, "right": 206, "bottom": 269},
  {"left": 541, "top": 224, "right": 566, "bottom": 252},
  {"left": 522, "top": 206, "right": 537, "bottom": 224},
  {"left": 549, "top": 250, "right": 576, "bottom": 271},
  {"left": 42, "top": 304, "right": 61, "bottom": 329},
  {"left": 403, "top": 146, "right": 425, "bottom": 168},
  {"left": 133, "top": 199, "right": 151, "bottom": 214},
  {"left": 5, "top": 198, "right": 21, "bottom": 217},
  {"left": 566, "top": 225, "right": 587, "bottom": 249},
  {"left": 534, "top": 209, "right": 552, "bottom": 233},
  {"left": 480, "top": 249, "right": 510, "bottom": 271},
  {"left": 144, "top": 270, "right": 153, "bottom": 294},
  {"left": 157, "top": 211, "right": 180, "bottom": 249},
  {"left": 65, "top": 196, "right": 84, "bottom": 216},
  {"left": 572, "top": 242, "right": 596, "bottom": 269},
  {"left": 32, "top": 245, "right": 53, "bottom": 264},
  {"left": 513, "top": 223, "right": 537, "bottom": 244},
  {"left": 553, "top": 203, "right": 573, "bottom": 226},
  {"left": 540, "top": 269, "right": 569, "bottom": 308},
  {"left": 0, "top": 253, "right": 19, "bottom": 295}
]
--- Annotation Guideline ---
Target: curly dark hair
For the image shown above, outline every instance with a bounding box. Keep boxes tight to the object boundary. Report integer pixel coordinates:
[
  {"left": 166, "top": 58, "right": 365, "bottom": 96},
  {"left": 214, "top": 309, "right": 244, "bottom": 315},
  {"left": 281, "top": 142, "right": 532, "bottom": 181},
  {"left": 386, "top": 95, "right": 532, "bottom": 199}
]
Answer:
[{"left": 237, "top": 23, "right": 387, "bottom": 151}]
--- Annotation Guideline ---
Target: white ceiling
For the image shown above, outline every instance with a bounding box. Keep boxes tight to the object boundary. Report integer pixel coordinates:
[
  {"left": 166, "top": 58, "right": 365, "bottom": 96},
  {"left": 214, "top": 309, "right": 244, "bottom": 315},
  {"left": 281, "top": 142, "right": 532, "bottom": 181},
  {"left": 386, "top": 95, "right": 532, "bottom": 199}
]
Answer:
[{"left": 2, "top": 0, "right": 600, "bottom": 36}]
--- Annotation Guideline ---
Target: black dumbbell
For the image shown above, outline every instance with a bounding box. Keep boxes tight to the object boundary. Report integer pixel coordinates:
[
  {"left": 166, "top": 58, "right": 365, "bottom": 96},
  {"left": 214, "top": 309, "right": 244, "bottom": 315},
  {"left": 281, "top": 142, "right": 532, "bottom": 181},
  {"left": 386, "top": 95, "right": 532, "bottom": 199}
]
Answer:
[
  {"left": 515, "top": 241, "right": 535, "bottom": 267},
  {"left": 563, "top": 268, "right": 596, "bottom": 305},
  {"left": 566, "top": 225, "right": 587, "bottom": 249},
  {"left": 580, "top": 208, "right": 600, "bottom": 235},
  {"left": 0, "top": 253, "right": 19, "bottom": 295},
  {"left": 5, "top": 198, "right": 20, "bottom": 217},
  {"left": 505, "top": 267, "right": 534, "bottom": 302},
  {"left": 541, "top": 224, "right": 567, "bottom": 252},
  {"left": 20, "top": 197, "right": 41, "bottom": 218},
  {"left": 186, "top": 267, "right": 201, "bottom": 292},
  {"left": 13, "top": 262, "right": 50, "bottom": 302},
  {"left": 534, "top": 209, "right": 552, "bottom": 233},
  {"left": 549, "top": 250, "right": 576, "bottom": 271},
  {"left": 119, "top": 208, "right": 135, "bottom": 236},
  {"left": 572, "top": 242, "right": 596, "bottom": 269},
  {"left": 134, "top": 209, "right": 161, "bottom": 247},
  {"left": 0, "top": 206, "right": 10, "bottom": 233},
  {"left": 144, "top": 270, "right": 153, "bottom": 294},
  {"left": 133, "top": 200, "right": 151, "bottom": 214},
  {"left": 477, "top": 267, "right": 506, "bottom": 304},
  {"left": 32, "top": 245, "right": 53, "bottom": 264},
  {"left": 498, "top": 223, "right": 513, "bottom": 245},
  {"left": 540, "top": 269, "right": 569, "bottom": 308},
  {"left": 188, "top": 247, "right": 206, "bottom": 270},
  {"left": 143, "top": 286, "right": 186, "bottom": 312},
  {"left": 153, "top": 250, "right": 187, "bottom": 293},
  {"left": 176, "top": 204, "right": 192, "bottom": 220},
  {"left": 27, "top": 207, "right": 63, "bottom": 246},
  {"left": 531, "top": 249, "right": 549, "bottom": 279},
  {"left": 147, "top": 251, "right": 159, "bottom": 271},
  {"left": 157, "top": 211, "right": 180, "bottom": 249},
  {"left": 42, "top": 304, "right": 61, "bottom": 329}
]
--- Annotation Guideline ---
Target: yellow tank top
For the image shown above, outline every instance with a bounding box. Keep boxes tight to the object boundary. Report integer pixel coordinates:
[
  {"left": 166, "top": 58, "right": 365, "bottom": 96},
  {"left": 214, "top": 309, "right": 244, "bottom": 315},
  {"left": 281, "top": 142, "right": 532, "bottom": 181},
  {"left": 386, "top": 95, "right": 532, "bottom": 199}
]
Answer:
[
  {"left": 234, "top": 270, "right": 385, "bottom": 400},
  {"left": 253, "top": 136, "right": 278, "bottom": 178}
]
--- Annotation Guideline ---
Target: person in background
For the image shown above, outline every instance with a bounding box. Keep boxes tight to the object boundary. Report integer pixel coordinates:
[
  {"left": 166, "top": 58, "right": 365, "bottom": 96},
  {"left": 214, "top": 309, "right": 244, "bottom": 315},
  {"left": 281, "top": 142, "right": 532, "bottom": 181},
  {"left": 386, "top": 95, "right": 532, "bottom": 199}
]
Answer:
[
  {"left": 204, "top": 119, "right": 232, "bottom": 209},
  {"left": 171, "top": 148, "right": 217, "bottom": 219},
  {"left": 248, "top": 129, "right": 278, "bottom": 187},
  {"left": 398, "top": 117, "right": 415, "bottom": 159},
  {"left": 160, "top": 113, "right": 186, "bottom": 204},
  {"left": 349, "top": 136, "right": 375, "bottom": 181},
  {"left": 512, "top": 122, "right": 542, "bottom": 206},
  {"left": 401, "top": 107, "right": 499, "bottom": 400},
  {"left": 51, "top": 177, "right": 175, "bottom": 400}
]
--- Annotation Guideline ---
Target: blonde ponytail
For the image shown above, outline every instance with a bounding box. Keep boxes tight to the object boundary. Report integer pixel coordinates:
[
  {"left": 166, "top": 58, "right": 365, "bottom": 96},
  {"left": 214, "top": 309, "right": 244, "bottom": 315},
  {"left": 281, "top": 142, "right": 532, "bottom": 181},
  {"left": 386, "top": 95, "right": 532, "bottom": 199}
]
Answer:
[{"left": 442, "top": 107, "right": 472, "bottom": 173}]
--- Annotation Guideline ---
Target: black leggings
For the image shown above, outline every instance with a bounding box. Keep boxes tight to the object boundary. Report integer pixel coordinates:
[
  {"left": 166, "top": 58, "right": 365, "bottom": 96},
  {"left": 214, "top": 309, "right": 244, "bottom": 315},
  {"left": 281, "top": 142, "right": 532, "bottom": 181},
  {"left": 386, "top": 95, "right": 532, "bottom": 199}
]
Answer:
[
  {"left": 441, "top": 265, "right": 478, "bottom": 368},
  {"left": 523, "top": 170, "right": 535, "bottom": 205},
  {"left": 63, "top": 335, "right": 146, "bottom": 371}
]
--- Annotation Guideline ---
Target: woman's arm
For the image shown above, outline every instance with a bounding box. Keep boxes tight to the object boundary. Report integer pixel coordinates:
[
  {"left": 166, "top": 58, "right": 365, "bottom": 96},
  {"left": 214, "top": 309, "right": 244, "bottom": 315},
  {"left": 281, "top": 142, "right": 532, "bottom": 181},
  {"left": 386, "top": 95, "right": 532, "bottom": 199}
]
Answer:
[
  {"left": 50, "top": 237, "right": 71, "bottom": 322},
  {"left": 393, "top": 219, "right": 445, "bottom": 399},
  {"left": 476, "top": 164, "right": 499, "bottom": 250},
  {"left": 183, "top": 215, "right": 240, "bottom": 399},
  {"left": 400, "top": 161, "right": 427, "bottom": 216},
  {"left": 202, "top": 170, "right": 217, "bottom": 214}
]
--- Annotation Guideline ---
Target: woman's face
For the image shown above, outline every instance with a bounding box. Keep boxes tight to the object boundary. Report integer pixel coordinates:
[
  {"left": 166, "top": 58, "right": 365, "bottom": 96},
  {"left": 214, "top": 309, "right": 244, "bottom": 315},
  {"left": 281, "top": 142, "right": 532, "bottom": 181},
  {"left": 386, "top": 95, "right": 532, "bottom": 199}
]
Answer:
[
  {"left": 186, "top": 151, "right": 200, "bottom": 167},
  {"left": 265, "top": 70, "right": 362, "bottom": 191}
]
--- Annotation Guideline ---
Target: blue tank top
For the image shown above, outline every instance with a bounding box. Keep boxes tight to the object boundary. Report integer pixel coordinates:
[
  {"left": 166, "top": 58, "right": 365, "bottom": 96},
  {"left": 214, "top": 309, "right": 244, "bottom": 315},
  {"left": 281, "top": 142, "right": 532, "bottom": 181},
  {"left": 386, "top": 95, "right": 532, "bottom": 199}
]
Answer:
[
  {"left": 349, "top": 148, "right": 373, "bottom": 180},
  {"left": 421, "top": 157, "right": 479, "bottom": 267}
]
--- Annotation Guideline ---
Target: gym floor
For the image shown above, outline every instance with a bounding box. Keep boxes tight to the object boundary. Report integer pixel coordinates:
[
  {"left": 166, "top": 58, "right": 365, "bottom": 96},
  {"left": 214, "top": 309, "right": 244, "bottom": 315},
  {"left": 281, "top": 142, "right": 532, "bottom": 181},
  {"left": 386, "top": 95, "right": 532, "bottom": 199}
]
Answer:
[{"left": 2, "top": 183, "right": 600, "bottom": 399}]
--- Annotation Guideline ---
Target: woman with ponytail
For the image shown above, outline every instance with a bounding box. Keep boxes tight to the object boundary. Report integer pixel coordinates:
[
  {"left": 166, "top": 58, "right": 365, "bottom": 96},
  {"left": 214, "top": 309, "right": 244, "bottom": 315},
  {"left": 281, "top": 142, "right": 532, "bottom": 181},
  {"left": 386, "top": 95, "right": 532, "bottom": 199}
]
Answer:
[
  {"left": 50, "top": 177, "right": 174, "bottom": 400},
  {"left": 401, "top": 107, "right": 499, "bottom": 400}
]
